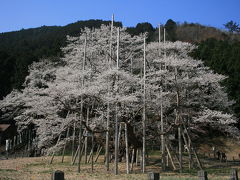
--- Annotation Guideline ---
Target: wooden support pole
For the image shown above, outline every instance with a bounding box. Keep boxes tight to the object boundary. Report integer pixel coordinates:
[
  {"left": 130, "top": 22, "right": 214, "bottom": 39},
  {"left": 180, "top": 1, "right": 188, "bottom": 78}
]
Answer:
[
  {"left": 77, "top": 118, "right": 83, "bottom": 173},
  {"left": 175, "top": 66, "right": 182, "bottom": 172},
  {"left": 78, "top": 32, "right": 87, "bottom": 173},
  {"left": 114, "top": 27, "right": 120, "bottom": 175},
  {"left": 142, "top": 36, "right": 146, "bottom": 173},
  {"left": 158, "top": 23, "right": 161, "bottom": 57},
  {"left": 178, "top": 124, "right": 183, "bottom": 173},
  {"left": 118, "top": 123, "right": 122, "bottom": 149},
  {"left": 160, "top": 89, "right": 166, "bottom": 171},
  {"left": 71, "top": 121, "right": 76, "bottom": 163},
  {"left": 164, "top": 28, "right": 166, "bottom": 43},
  {"left": 105, "top": 103, "right": 110, "bottom": 170},
  {"left": 91, "top": 133, "right": 94, "bottom": 172},
  {"left": 166, "top": 154, "right": 169, "bottom": 167},
  {"left": 105, "top": 14, "right": 114, "bottom": 171},
  {"left": 87, "top": 148, "right": 93, "bottom": 163},
  {"left": 80, "top": 140, "right": 85, "bottom": 160},
  {"left": 84, "top": 108, "right": 89, "bottom": 164},
  {"left": 61, "top": 127, "right": 70, "bottom": 163},
  {"left": 49, "top": 134, "right": 61, "bottom": 164},
  {"left": 114, "top": 104, "right": 119, "bottom": 175},
  {"left": 182, "top": 123, "right": 203, "bottom": 170},
  {"left": 94, "top": 146, "right": 102, "bottom": 163},
  {"left": 109, "top": 14, "right": 114, "bottom": 66},
  {"left": 136, "top": 149, "right": 139, "bottom": 166},
  {"left": 182, "top": 131, "right": 193, "bottom": 169},
  {"left": 87, "top": 144, "right": 95, "bottom": 163},
  {"left": 19, "top": 132, "right": 22, "bottom": 144},
  {"left": 165, "top": 144, "right": 177, "bottom": 170},
  {"left": 167, "top": 139, "right": 181, "bottom": 167},
  {"left": 125, "top": 123, "right": 130, "bottom": 174},
  {"left": 130, "top": 148, "right": 135, "bottom": 172},
  {"left": 72, "top": 145, "right": 79, "bottom": 165},
  {"left": 96, "top": 145, "right": 100, "bottom": 158},
  {"left": 72, "top": 140, "right": 85, "bottom": 165},
  {"left": 139, "top": 149, "right": 142, "bottom": 168}
]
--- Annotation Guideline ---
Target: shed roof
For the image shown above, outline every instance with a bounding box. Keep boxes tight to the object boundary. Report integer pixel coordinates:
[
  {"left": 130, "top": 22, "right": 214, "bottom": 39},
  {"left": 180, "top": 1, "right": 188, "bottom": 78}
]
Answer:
[{"left": 0, "top": 124, "right": 11, "bottom": 132}]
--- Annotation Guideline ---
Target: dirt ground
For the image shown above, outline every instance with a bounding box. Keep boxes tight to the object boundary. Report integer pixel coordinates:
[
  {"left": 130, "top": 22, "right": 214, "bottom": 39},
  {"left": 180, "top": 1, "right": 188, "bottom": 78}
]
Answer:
[
  {"left": 0, "top": 154, "right": 238, "bottom": 180},
  {"left": 0, "top": 137, "right": 239, "bottom": 180},
  {"left": 0, "top": 156, "right": 159, "bottom": 180}
]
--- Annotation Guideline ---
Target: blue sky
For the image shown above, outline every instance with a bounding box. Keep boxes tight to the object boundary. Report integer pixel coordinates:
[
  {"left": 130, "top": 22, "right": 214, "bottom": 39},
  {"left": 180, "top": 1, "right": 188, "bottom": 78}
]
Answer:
[{"left": 0, "top": 0, "right": 239, "bottom": 33}]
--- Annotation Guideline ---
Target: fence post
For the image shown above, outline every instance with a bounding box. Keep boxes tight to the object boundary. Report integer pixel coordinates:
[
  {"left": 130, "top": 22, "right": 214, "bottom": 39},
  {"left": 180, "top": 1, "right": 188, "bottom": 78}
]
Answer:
[
  {"left": 230, "top": 169, "right": 238, "bottom": 180},
  {"left": 148, "top": 172, "right": 160, "bottom": 180},
  {"left": 52, "top": 170, "right": 64, "bottom": 180},
  {"left": 198, "top": 170, "right": 208, "bottom": 180}
]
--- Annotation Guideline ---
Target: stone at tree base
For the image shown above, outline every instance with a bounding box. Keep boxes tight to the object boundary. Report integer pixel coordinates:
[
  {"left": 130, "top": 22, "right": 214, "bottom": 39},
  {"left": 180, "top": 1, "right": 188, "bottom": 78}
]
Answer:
[
  {"left": 198, "top": 170, "right": 208, "bottom": 180},
  {"left": 52, "top": 170, "right": 64, "bottom": 180},
  {"left": 230, "top": 169, "right": 238, "bottom": 180},
  {"left": 148, "top": 172, "right": 160, "bottom": 180}
]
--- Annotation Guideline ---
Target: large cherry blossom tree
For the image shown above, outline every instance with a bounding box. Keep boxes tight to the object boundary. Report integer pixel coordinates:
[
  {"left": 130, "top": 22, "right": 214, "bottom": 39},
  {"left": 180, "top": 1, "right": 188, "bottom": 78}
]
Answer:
[{"left": 0, "top": 25, "right": 238, "bottom": 171}]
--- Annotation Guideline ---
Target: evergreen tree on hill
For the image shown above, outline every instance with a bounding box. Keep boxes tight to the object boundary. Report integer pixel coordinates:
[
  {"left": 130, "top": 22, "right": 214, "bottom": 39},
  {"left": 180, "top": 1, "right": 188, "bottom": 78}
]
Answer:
[
  {"left": 165, "top": 19, "right": 177, "bottom": 41},
  {"left": 224, "top": 20, "right": 240, "bottom": 33}
]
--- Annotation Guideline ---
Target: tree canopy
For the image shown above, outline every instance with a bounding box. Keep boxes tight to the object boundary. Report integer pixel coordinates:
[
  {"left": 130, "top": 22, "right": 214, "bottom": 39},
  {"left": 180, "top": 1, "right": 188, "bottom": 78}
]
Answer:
[
  {"left": 165, "top": 19, "right": 177, "bottom": 41},
  {"left": 224, "top": 20, "right": 240, "bottom": 33}
]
